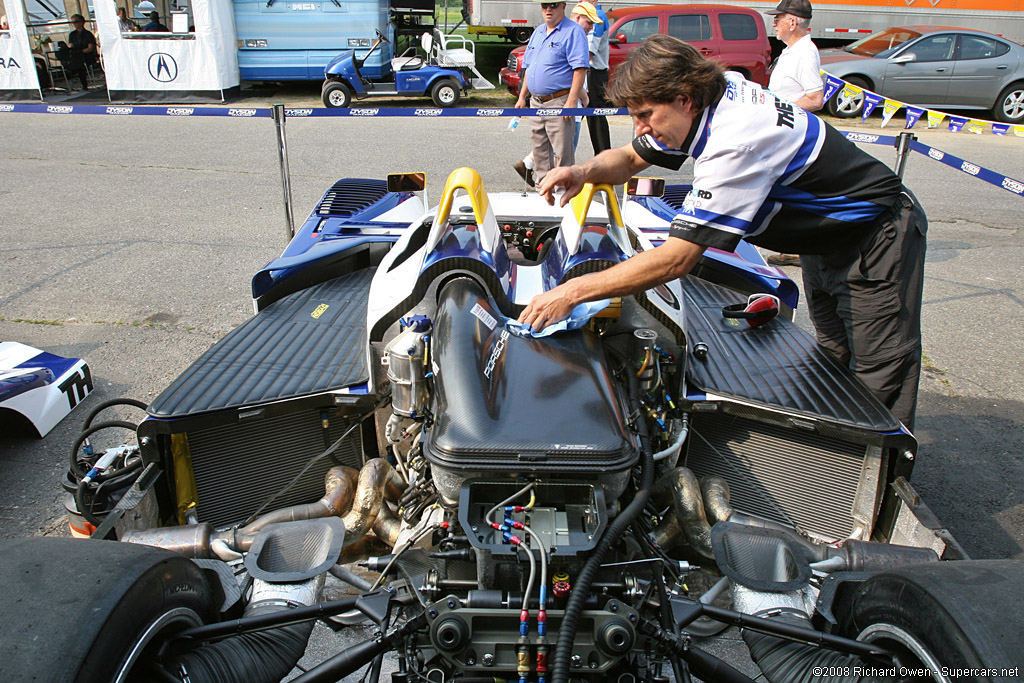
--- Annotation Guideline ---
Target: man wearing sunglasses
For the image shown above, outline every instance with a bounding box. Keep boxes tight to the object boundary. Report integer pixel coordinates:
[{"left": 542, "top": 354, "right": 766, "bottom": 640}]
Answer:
[
  {"left": 514, "top": 0, "right": 590, "bottom": 185},
  {"left": 519, "top": 34, "right": 927, "bottom": 431}
]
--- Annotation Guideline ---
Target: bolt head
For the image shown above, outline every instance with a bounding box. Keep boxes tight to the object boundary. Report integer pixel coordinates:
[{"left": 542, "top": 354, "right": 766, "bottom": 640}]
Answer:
[
  {"left": 447, "top": 599, "right": 456, "bottom": 608},
  {"left": 571, "top": 654, "right": 582, "bottom": 668},
  {"left": 428, "top": 609, "right": 438, "bottom": 618},
  {"left": 482, "top": 653, "right": 495, "bottom": 666},
  {"left": 609, "top": 602, "right": 618, "bottom": 611}
]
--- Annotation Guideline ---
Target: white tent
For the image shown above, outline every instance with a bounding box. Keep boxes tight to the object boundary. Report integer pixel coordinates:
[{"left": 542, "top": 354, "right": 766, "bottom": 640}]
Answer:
[
  {"left": 95, "top": 0, "right": 239, "bottom": 102},
  {"left": 1, "top": 0, "right": 44, "bottom": 100}
]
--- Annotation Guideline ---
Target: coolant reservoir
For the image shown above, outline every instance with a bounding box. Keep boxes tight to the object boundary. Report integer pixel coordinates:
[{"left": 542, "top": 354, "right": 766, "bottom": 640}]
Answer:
[{"left": 385, "top": 316, "right": 432, "bottom": 417}]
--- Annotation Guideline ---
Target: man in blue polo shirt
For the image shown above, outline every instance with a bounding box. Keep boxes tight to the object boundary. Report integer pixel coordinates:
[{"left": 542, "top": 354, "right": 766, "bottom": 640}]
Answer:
[{"left": 515, "top": 0, "right": 590, "bottom": 184}]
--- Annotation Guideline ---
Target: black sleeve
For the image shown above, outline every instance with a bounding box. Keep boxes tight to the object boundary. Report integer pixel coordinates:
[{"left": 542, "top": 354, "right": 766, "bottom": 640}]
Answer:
[
  {"left": 669, "top": 218, "right": 741, "bottom": 252},
  {"left": 632, "top": 135, "right": 688, "bottom": 171}
]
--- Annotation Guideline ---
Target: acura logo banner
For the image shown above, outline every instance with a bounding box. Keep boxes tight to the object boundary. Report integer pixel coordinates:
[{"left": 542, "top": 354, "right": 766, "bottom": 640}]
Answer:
[{"left": 148, "top": 53, "right": 179, "bottom": 82}]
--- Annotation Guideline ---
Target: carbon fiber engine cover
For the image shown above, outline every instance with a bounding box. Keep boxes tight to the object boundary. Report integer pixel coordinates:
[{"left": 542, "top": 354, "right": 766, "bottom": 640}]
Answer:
[{"left": 423, "top": 278, "right": 636, "bottom": 502}]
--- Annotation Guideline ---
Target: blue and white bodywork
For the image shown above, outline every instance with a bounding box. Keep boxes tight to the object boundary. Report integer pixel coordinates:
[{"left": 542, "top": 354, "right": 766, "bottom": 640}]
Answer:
[{"left": 0, "top": 342, "right": 92, "bottom": 437}]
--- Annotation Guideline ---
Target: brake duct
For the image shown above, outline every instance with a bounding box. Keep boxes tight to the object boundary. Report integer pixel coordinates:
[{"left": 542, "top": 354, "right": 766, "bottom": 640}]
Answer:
[{"left": 123, "top": 458, "right": 407, "bottom": 557}]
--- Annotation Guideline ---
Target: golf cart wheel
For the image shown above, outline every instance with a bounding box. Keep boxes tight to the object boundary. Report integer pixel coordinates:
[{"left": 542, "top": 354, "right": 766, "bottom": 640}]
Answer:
[
  {"left": 827, "top": 76, "right": 868, "bottom": 118},
  {"left": 431, "top": 79, "right": 461, "bottom": 108},
  {"left": 323, "top": 81, "right": 353, "bottom": 108},
  {"left": 510, "top": 26, "right": 532, "bottom": 44},
  {"left": 842, "top": 560, "right": 1024, "bottom": 682},
  {"left": 0, "top": 537, "right": 218, "bottom": 682},
  {"left": 994, "top": 82, "right": 1024, "bottom": 124}
]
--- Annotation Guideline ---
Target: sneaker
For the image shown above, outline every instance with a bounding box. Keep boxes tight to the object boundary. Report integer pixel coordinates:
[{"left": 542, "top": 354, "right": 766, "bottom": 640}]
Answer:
[
  {"left": 513, "top": 160, "right": 535, "bottom": 188},
  {"left": 767, "top": 253, "right": 801, "bottom": 267}
]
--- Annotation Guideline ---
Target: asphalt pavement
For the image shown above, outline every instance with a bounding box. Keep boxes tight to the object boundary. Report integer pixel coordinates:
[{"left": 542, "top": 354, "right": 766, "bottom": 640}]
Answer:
[{"left": 1, "top": 85, "right": 1023, "bottom": 677}]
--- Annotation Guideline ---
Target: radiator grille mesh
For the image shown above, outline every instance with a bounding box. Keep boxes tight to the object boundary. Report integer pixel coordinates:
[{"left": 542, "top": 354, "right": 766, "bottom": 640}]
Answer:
[
  {"left": 685, "top": 412, "right": 868, "bottom": 540},
  {"left": 187, "top": 409, "right": 362, "bottom": 528}
]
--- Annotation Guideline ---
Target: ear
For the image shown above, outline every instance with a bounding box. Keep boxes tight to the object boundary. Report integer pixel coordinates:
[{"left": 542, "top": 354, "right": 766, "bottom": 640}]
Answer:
[{"left": 674, "top": 95, "right": 693, "bottom": 114}]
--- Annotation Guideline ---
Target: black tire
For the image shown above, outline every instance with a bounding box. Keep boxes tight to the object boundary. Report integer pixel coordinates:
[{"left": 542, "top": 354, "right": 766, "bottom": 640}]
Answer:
[
  {"left": 322, "top": 80, "right": 352, "bottom": 108},
  {"left": 842, "top": 560, "right": 1024, "bottom": 681},
  {"left": 510, "top": 26, "right": 532, "bottom": 44},
  {"left": 0, "top": 537, "right": 218, "bottom": 682},
  {"left": 827, "top": 75, "right": 869, "bottom": 118},
  {"left": 993, "top": 82, "right": 1024, "bottom": 124},
  {"left": 431, "top": 78, "right": 461, "bottom": 108}
]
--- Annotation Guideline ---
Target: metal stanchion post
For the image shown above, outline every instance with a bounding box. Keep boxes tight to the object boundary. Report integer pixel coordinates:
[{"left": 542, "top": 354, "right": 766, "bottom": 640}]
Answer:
[
  {"left": 272, "top": 103, "right": 296, "bottom": 240},
  {"left": 894, "top": 130, "right": 916, "bottom": 179}
]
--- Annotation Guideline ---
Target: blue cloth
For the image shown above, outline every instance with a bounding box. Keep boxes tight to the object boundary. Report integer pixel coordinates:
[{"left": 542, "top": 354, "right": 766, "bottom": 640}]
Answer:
[
  {"left": 522, "top": 16, "right": 590, "bottom": 95},
  {"left": 506, "top": 299, "right": 610, "bottom": 338}
]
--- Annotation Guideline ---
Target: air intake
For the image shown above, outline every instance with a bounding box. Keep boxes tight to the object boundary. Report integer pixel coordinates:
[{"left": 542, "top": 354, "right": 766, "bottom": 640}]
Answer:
[{"left": 315, "top": 178, "right": 389, "bottom": 217}]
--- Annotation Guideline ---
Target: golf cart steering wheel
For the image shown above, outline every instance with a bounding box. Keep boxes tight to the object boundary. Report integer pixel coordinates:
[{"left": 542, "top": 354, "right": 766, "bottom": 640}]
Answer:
[{"left": 376, "top": 28, "right": 389, "bottom": 43}]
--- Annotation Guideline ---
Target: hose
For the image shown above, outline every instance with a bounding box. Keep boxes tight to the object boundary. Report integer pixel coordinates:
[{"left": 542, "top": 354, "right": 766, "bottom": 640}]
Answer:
[
  {"left": 165, "top": 604, "right": 315, "bottom": 683},
  {"left": 742, "top": 612, "right": 884, "bottom": 683},
  {"left": 81, "top": 397, "right": 148, "bottom": 430},
  {"left": 551, "top": 363, "right": 655, "bottom": 683}
]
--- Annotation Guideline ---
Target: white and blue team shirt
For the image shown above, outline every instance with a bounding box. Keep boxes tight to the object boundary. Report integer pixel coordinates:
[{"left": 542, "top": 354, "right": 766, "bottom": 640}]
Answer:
[{"left": 633, "top": 72, "right": 902, "bottom": 254}]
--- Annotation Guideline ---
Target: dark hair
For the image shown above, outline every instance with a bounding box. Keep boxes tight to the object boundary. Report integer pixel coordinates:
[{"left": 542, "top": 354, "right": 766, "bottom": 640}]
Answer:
[
  {"left": 70, "top": 13, "right": 85, "bottom": 22},
  {"left": 149, "top": 11, "right": 159, "bottom": 19},
  {"left": 607, "top": 33, "right": 726, "bottom": 111}
]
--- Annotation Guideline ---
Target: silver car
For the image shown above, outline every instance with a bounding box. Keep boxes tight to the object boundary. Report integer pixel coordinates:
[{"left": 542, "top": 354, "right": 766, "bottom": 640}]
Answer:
[{"left": 821, "top": 25, "right": 1024, "bottom": 124}]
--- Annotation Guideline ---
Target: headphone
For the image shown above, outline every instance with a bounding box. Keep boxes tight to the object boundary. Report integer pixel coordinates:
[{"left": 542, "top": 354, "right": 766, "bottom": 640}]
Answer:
[{"left": 721, "top": 293, "right": 780, "bottom": 328}]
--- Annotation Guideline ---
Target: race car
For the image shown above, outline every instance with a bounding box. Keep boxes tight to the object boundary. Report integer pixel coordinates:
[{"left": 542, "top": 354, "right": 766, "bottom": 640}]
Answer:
[{"left": 2, "top": 169, "right": 1019, "bottom": 683}]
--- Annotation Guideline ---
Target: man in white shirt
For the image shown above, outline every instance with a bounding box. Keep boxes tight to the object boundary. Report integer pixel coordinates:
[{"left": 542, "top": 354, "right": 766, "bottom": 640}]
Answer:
[{"left": 766, "top": 0, "right": 823, "bottom": 112}]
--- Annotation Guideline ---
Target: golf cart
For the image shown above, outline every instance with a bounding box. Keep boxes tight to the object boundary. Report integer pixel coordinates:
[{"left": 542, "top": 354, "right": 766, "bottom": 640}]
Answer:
[{"left": 321, "top": 28, "right": 494, "bottom": 108}]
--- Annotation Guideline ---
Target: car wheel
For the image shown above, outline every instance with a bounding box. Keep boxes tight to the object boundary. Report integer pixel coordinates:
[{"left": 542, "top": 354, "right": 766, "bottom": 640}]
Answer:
[
  {"left": 841, "top": 560, "right": 1024, "bottom": 681},
  {"left": 0, "top": 537, "right": 219, "bottom": 681},
  {"left": 322, "top": 80, "right": 352, "bottom": 108},
  {"left": 510, "top": 27, "right": 532, "bottom": 44},
  {"left": 431, "top": 79, "right": 461, "bottom": 108},
  {"left": 993, "top": 82, "right": 1024, "bottom": 124},
  {"left": 828, "top": 76, "right": 868, "bottom": 118}
]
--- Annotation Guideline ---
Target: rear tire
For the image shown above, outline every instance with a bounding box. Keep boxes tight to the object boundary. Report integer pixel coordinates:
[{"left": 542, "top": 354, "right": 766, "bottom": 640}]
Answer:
[
  {"left": 993, "top": 82, "right": 1024, "bottom": 124},
  {"left": 431, "top": 79, "right": 461, "bottom": 107},
  {"left": 827, "top": 76, "right": 868, "bottom": 118},
  {"left": 322, "top": 80, "right": 352, "bottom": 108},
  {"left": 842, "top": 560, "right": 1024, "bottom": 681},
  {"left": 0, "top": 537, "right": 218, "bottom": 682}
]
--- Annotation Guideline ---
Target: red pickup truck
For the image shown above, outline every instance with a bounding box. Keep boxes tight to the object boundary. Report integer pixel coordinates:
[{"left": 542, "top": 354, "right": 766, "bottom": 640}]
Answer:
[{"left": 499, "top": 3, "right": 772, "bottom": 96}]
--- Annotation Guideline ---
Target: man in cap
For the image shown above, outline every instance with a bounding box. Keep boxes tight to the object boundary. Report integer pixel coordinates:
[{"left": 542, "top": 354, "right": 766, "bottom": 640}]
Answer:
[
  {"left": 572, "top": 1, "right": 612, "bottom": 154},
  {"left": 766, "top": 0, "right": 823, "bottom": 112},
  {"left": 519, "top": 34, "right": 928, "bottom": 430},
  {"left": 514, "top": 0, "right": 590, "bottom": 185}
]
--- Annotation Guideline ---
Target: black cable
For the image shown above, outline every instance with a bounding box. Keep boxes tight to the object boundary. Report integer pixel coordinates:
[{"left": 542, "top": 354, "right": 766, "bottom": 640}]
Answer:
[
  {"left": 551, "top": 362, "right": 655, "bottom": 683},
  {"left": 82, "top": 397, "right": 147, "bottom": 430}
]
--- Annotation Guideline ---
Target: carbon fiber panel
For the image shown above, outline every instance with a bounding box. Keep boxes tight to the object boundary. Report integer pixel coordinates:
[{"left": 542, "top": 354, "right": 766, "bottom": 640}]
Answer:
[
  {"left": 149, "top": 270, "right": 373, "bottom": 418},
  {"left": 424, "top": 278, "right": 635, "bottom": 472},
  {"left": 681, "top": 276, "right": 898, "bottom": 431},
  {"left": 686, "top": 412, "right": 868, "bottom": 540},
  {"left": 187, "top": 408, "right": 362, "bottom": 527}
]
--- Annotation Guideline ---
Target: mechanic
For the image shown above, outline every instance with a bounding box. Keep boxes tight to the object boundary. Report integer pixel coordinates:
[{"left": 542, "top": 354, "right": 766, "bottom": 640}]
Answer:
[
  {"left": 514, "top": 0, "right": 590, "bottom": 185},
  {"left": 767, "top": 0, "right": 824, "bottom": 112},
  {"left": 518, "top": 34, "right": 928, "bottom": 430}
]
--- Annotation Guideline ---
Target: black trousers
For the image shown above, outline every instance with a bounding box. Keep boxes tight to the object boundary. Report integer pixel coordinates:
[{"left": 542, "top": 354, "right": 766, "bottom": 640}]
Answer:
[
  {"left": 586, "top": 68, "right": 611, "bottom": 155},
  {"left": 801, "top": 190, "right": 928, "bottom": 431}
]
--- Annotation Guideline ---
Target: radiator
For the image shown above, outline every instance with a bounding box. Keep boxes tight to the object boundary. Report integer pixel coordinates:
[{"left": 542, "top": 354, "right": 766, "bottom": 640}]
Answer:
[
  {"left": 685, "top": 412, "right": 880, "bottom": 541},
  {"left": 186, "top": 407, "right": 363, "bottom": 528}
]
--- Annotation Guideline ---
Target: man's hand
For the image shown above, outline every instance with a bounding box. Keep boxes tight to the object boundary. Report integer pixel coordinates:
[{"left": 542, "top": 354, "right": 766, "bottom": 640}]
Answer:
[
  {"left": 517, "top": 283, "right": 577, "bottom": 332},
  {"left": 537, "top": 165, "right": 585, "bottom": 206}
]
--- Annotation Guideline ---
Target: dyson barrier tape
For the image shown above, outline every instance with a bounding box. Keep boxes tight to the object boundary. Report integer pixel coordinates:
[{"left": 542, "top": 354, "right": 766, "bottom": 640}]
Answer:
[
  {"left": 838, "top": 131, "right": 899, "bottom": 146},
  {"left": 908, "top": 140, "right": 1024, "bottom": 198},
  {"left": 0, "top": 103, "right": 627, "bottom": 118},
  {"left": 839, "top": 130, "right": 1024, "bottom": 198}
]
